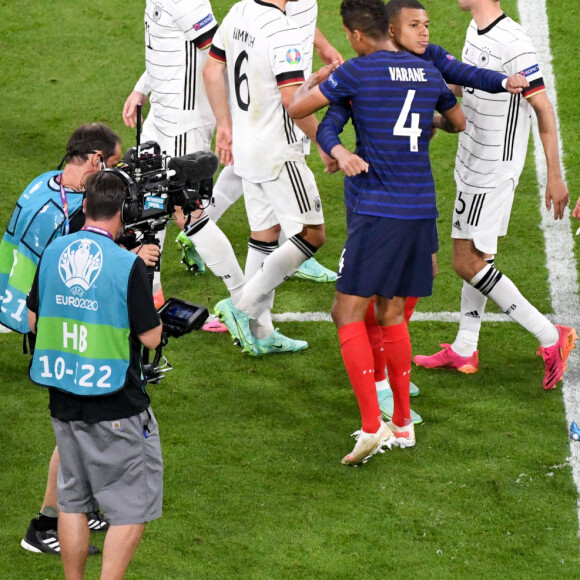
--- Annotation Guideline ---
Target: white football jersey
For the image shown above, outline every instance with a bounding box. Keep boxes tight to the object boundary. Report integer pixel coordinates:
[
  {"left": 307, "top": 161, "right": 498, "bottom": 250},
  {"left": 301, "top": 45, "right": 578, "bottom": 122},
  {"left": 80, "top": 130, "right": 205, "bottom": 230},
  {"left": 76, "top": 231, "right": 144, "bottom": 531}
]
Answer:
[
  {"left": 211, "top": 1, "right": 307, "bottom": 183},
  {"left": 287, "top": 0, "right": 318, "bottom": 76},
  {"left": 455, "top": 14, "right": 545, "bottom": 193},
  {"left": 138, "top": 0, "right": 218, "bottom": 137}
]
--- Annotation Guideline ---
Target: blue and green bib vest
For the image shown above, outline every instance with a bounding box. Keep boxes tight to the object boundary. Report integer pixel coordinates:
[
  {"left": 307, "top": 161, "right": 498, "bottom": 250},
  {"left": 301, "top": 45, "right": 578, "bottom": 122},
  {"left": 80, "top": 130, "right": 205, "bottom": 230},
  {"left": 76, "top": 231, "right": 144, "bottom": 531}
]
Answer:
[
  {"left": 0, "top": 171, "right": 84, "bottom": 333},
  {"left": 30, "top": 230, "right": 138, "bottom": 395}
]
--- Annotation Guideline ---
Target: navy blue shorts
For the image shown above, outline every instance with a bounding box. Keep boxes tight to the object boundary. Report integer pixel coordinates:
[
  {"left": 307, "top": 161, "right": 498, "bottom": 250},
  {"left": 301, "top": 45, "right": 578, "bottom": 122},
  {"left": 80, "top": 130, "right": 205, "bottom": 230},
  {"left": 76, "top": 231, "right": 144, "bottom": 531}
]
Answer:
[{"left": 336, "top": 215, "right": 438, "bottom": 299}]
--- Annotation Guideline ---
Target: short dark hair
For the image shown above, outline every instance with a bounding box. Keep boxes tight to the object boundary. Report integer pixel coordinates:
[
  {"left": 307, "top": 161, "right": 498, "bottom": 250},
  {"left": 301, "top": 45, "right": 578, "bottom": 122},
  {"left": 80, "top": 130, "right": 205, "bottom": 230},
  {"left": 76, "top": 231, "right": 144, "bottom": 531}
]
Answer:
[
  {"left": 84, "top": 171, "right": 126, "bottom": 221},
  {"left": 385, "top": 0, "right": 426, "bottom": 24},
  {"left": 340, "top": 0, "right": 390, "bottom": 40},
  {"left": 64, "top": 123, "right": 120, "bottom": 165}
]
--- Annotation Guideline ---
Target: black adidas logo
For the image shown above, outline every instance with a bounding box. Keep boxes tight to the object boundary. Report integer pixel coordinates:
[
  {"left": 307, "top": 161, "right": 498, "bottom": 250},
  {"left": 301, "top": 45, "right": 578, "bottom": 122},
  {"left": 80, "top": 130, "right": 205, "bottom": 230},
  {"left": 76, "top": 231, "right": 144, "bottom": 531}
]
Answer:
[
  {"left": 465, "top": 310, "right": 480, "bottom": 318},
  {"left": 453, "top": 220, "right": 461, "bottom": 230}
]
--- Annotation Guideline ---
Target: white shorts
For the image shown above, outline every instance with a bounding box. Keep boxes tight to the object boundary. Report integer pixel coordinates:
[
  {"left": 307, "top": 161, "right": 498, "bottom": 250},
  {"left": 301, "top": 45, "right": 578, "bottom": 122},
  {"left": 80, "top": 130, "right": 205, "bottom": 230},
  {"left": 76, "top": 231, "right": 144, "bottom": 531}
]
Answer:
[
  {"left": 451, "top": 179, "right": 515, "bottom": 255},
  {"left": 242, "top": 161, "right": 324, "bottom": 237},
  {"left": 141, "top": 112, "right": 213, "bottom": 158}
]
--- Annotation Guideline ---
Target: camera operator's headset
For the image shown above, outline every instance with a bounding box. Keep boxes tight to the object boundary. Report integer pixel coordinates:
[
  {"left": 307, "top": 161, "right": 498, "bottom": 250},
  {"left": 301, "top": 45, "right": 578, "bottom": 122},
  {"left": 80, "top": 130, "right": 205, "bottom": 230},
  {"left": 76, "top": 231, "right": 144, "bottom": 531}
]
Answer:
[{"left": 101, "top": 167, "right": 140, "bottom": 224}]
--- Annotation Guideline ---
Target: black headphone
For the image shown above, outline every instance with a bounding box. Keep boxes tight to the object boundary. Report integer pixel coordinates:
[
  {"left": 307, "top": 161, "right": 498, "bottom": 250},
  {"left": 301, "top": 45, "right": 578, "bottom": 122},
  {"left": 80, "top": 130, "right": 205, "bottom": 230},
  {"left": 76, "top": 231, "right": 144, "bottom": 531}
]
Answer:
[{"left": 101, "top": 168, "right": 140, "bottom": 224}]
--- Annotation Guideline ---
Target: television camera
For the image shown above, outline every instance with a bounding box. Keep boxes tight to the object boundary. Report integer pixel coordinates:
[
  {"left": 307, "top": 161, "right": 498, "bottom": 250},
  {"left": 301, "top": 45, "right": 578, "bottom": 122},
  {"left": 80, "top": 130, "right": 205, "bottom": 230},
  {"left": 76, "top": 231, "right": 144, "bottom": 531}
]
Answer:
[{"left": 118, "top": 105, "right": 215, "bottom": 382}]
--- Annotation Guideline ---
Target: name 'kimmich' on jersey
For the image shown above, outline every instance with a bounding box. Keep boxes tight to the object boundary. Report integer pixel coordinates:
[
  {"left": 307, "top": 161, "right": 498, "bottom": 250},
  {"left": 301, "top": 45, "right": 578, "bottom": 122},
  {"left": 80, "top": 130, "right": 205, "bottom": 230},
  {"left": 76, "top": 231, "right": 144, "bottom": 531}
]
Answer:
[{"left": 209, "top": 0, "right": 307, "bottom": 183}]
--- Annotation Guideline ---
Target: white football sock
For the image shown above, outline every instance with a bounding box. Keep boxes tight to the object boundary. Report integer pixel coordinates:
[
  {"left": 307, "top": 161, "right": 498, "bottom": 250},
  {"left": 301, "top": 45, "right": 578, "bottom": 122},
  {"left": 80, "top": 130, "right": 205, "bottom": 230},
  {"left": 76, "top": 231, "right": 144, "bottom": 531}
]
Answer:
[
  {"left": 470, "top": 264, "right": 558, "bottom": 347},
  {"left": 245, "top": 238, "right": 278, "bottom": 339},
  {"left": 375, "top": 378, "right": 391, "bottom": 392},
  {"left": 236, "top": 236, "right": 314, "bottom": 315},
  {"left": 205, "top": 165, "right": 243, "bottom": 223},
  {"left": 187, "top": 216, "right": 245, "bottom": 302}
]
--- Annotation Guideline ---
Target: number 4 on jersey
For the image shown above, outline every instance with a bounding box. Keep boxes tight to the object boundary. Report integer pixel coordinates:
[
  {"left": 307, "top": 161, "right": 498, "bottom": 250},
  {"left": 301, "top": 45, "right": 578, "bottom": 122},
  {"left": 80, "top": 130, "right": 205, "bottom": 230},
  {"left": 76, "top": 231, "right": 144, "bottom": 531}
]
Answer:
[{"left": 394, "top": 89, "right": 422, "bottom": 152}]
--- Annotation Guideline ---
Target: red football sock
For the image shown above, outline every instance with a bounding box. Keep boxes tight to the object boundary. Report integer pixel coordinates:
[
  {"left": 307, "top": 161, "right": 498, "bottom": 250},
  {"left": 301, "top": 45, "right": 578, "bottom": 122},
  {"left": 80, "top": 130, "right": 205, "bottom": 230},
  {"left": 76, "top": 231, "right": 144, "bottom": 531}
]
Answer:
[
  {"left": 382, "top": 323, "right": 411, "bottom": 427},
  {"left": 338, "top": 322, "right": 382, "bottom": 433},
  {"left": 404, "top": 297, "right": 419, "bottom": 324},
  {"left": 365, "top": 300, "right": 387, "bottom": 382}
]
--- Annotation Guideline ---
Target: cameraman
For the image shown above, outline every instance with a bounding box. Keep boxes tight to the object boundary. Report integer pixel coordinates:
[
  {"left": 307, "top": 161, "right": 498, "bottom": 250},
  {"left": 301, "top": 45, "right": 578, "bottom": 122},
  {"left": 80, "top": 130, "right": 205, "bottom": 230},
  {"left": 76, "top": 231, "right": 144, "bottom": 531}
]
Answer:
[
  {"left": 27, "top": 170, "right": 163, "bottom": 579},
  {"left": 0, "top": 123, "right": 159, "bottom": 337},
  {"left": 1, "top": 124, "right": 159, "bottom": 555}
]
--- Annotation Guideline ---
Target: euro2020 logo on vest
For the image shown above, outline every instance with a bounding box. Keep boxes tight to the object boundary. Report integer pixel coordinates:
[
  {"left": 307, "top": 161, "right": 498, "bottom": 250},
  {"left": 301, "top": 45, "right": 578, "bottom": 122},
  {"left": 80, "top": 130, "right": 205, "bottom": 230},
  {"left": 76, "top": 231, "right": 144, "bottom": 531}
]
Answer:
[{"left": 58, "top": 239, "right": 103, "bottom": 297}]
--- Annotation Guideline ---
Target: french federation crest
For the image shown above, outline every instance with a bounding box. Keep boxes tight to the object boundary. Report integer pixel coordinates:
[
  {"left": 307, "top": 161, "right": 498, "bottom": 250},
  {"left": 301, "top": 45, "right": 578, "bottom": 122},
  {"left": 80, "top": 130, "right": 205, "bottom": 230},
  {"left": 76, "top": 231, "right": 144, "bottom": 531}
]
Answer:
[
  {"left": 286, "top": 48, "right": 301, "bottom": 65},
  {"left": 58, "top": 238, "right": 103, "bottom": 296}
]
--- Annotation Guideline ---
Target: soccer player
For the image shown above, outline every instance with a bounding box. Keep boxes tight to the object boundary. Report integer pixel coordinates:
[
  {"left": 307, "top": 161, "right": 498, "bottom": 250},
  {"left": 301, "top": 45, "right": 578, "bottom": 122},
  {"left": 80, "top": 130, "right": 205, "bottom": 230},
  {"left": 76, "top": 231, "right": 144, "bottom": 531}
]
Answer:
[
  {"left": 203, "top": 0, "right": 335, "bottom": 355},
  {"left": 122, "top": 0, "right": 245, "bottom": 309},
  {"left": 288, "top": 0, "right": 466, "bottom": 464},
  {"left": 201, "top": 0, "right": 343, "bottom": 288},
  {"left": 413, "top": 0, "right": 576, "bottom": 390},
  {"left": 329, "top": 0, "right": 530, "bottom": 425}
]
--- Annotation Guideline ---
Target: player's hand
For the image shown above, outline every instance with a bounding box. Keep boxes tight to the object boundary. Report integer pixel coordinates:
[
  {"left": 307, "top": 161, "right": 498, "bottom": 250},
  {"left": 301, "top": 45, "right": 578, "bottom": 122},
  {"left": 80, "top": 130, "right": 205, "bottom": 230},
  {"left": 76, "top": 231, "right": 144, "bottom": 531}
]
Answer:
[
  {"left": 215, "top": 125, "right": 233, "bottom": 166},
  {"left": 123, "top": 91, "right": 148, "bottom": 128},
  {"left": 331, "top": 145, "right": 369, "bottom": 177},
  {"left": 316, "top": 145, "right": 339, "bottom": 174},
  {"left": 338, "top": 153, "right": 369, "bottom": 177},
  {"left": 572, "top": 196, "right": 580, "bottom": 221},
  {"left": 505, "top": 73, "right": 529, "bottom": 94},
  {"left": 316, "top": 43, "right": 344, "bottom": 66},
  {"left": 545, "top": 175, "right": 569, "bottom": 219},
  {"left": 135, "top": 243, "right": 160, "bottom": 267},
  {"left": 306, "top": 61, "right": 340, "bottom": 90}
]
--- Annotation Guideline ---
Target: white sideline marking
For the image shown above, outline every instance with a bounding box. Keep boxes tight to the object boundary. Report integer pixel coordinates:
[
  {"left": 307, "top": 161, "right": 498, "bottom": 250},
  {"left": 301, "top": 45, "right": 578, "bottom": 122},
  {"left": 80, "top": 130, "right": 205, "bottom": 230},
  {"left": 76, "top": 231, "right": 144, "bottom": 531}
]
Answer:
[
  {"left": 518, "top": 0, "right": 580, "bottom": 533},
  {"left": 273, "top": 311, "right": 517, "bottom": 324}
]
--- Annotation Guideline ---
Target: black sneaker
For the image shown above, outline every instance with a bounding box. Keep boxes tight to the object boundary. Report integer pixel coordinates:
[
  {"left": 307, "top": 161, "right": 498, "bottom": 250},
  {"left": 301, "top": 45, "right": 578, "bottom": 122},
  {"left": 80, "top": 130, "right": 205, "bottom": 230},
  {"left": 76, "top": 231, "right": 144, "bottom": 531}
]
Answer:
[
  {"left": 87, "top": 511, "right": 109, "bottom": 532},
  {"left": 20, "top": 518, "right": 100, "bottom": 555}
]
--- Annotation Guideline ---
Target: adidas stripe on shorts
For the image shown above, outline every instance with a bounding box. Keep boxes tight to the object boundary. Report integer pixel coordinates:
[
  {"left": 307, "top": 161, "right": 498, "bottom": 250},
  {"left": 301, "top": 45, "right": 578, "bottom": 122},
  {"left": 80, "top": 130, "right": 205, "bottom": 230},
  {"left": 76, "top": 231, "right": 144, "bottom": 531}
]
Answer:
[
  {"left": 242, "top": 160, "right": 324, "bottom": 238},
  {"left": 451, "top": 179, "right": 515, "bottom": 255}
]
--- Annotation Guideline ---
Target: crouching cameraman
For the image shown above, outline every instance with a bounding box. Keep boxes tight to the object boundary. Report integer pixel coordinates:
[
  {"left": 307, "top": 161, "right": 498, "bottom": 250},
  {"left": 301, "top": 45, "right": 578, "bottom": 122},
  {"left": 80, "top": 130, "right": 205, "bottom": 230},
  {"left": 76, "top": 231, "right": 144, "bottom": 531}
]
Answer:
[{"left": 27, "top": 170, "right": 163, "bottom": 579}]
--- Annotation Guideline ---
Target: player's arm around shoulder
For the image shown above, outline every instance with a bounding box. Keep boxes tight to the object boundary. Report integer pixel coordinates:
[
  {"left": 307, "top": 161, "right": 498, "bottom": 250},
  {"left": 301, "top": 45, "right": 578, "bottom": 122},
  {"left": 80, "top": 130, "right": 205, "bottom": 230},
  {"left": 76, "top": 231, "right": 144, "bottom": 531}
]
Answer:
[{"left": 287, "top": 62, "right": 338, "bottom": 119}]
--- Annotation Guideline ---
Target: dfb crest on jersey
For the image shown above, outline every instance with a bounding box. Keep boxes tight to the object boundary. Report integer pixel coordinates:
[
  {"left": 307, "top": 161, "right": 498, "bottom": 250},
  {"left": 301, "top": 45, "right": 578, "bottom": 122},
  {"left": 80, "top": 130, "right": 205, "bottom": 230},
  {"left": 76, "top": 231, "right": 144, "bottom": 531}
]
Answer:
[
  {"left": 152, "top": 2, "right": 163, "bottom": 22},
  {"left": 58, "top": 239, "right": 103, "bottom": 296},
  {"left": 285, "top": 48, "right": 301, "bottom": 65},
  {"left": 478, "top": 47, "right": 491, "bottom": 68}
]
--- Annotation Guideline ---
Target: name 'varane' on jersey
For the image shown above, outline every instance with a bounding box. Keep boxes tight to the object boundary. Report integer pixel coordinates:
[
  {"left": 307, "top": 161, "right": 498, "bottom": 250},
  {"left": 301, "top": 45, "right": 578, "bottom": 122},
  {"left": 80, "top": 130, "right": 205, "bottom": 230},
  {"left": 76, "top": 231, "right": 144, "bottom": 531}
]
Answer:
[
  {"left": 456, "top": 14, "right": 546, "bottom": 193},
  {"left": 319, "top": 50, "right": 457, "bottom": 220},
  {"left": 209, "top": 0, "right": 307, "bottom": 183}
]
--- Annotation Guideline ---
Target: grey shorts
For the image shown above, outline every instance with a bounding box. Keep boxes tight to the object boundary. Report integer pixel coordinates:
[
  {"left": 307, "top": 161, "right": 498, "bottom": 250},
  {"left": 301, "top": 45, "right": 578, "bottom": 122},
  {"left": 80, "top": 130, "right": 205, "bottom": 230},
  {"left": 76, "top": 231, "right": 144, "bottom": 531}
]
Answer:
[{"left": 52, "top": 407, "right": 163, "bottom": 526}]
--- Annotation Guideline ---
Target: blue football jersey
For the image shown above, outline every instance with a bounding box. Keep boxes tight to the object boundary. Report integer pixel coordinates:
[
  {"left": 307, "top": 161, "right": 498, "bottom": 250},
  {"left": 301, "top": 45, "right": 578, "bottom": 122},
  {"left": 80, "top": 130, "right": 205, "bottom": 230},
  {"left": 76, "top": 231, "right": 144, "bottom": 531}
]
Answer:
[{"left": 319, "top": 50, "right": 457, "bottom": 220}]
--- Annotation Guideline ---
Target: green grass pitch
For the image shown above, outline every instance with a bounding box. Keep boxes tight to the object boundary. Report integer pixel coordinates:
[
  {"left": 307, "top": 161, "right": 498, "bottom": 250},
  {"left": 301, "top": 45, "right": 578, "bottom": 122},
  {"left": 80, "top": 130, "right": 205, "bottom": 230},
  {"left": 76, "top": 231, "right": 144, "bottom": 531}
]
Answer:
[{"left": 1, "top": 0, "right": 579, "bottom": 577}]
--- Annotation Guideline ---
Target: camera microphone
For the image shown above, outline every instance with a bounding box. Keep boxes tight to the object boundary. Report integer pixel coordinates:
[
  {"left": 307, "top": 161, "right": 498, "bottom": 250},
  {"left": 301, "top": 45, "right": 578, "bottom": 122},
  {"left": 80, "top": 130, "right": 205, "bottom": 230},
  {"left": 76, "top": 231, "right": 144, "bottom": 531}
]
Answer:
[{"left": 167, "top": 152, "right": 219, "bottom": 185}]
